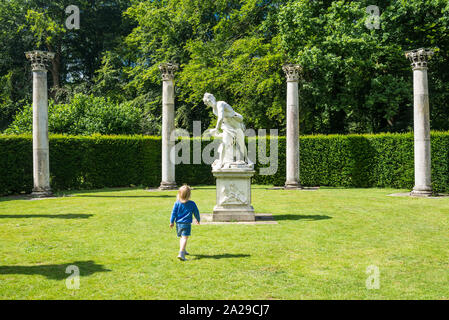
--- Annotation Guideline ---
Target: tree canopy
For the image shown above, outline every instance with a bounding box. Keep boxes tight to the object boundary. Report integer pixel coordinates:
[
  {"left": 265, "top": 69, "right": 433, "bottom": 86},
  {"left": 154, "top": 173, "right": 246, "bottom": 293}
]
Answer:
[{"left": 1, "top": 0, "right": 448, "bottom": 135}]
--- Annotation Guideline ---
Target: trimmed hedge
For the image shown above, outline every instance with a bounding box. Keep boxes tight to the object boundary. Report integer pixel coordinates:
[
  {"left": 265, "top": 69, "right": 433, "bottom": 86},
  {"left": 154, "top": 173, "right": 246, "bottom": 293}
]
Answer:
[
  {"left": 1, "top": 132, "right": 449, "bottom": 196},
  {"left": 0, "top": 135, "right": 162, "bottom": 195}
]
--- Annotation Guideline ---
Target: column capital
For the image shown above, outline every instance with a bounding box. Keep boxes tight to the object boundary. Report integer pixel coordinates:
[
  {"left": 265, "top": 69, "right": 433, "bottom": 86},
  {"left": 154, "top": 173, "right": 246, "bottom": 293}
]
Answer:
[
  {"left": 282, "top": 63, "right": 302, "bottom": 82},
  {"left": 405, "top": 48, "right": 434, "bottom": 70},
  {"left": 159, "top": 62, "right": 178, "bottom": 81},
  {"left": 25, "top": 50, "right": 55, "bottom": 72}
]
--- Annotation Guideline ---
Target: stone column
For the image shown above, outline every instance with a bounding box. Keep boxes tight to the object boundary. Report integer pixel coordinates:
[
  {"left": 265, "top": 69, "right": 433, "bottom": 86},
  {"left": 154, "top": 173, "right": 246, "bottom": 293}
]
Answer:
[
  {"left": 405, "top": 48, "right": 434, "bottom": 196},
  {"left": 283, "top": 64, "right": 302, "bottom": 189},
  {"left": 159, "top": 63, "right": 178, "bottom": 190},
  {"left": 25, "top": 51, "right": 55, "bottom": 198}
]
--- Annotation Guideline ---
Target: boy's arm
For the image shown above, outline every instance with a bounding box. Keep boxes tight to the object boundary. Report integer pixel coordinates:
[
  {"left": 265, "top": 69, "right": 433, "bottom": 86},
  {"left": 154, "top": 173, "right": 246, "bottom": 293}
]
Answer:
[
  {"left": 193, "top": 203, "right": 200, "bottom": 223},
  {"left": 170, "top": 202, "right": 178, "bottom": 224}
]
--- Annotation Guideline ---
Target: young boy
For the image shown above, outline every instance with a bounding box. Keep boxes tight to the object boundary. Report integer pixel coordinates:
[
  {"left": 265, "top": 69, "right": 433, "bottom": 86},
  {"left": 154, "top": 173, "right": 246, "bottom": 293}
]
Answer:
[{"left": 169, "top": 185, "right": 200, "bottom": 261}]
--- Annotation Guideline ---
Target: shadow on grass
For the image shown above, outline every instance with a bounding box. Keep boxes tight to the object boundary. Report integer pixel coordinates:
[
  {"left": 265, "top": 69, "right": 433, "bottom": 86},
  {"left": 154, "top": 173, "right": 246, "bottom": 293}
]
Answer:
[
  {"left": 0, "top": 213, "right": 93, "bottom": 219},
  {"left": 184, "top": 186, "right": 213, "bottom": 190},
  {"left": 74, "top": 195, "right": 173, "bottom": 198},
  {"left": 191, "top": 254, "right": 250, "bottom": 260},
  {"left": 274, "top": 214, "right": 331, "bottom": 221},
  {"left": 0, "top": 260, "right": 110, "bottom": 280},
  {"left": 0, "top": 196, "right": 30, "bottom": 202}
]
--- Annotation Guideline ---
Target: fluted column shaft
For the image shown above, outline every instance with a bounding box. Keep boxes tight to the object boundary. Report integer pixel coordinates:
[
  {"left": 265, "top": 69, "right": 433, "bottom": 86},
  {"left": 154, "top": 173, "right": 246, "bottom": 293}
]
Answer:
[
  {"left": 283, "top": 64, "right": 302, "bottom": 189},
  {"left": 159, "top": 63, "right": 178, "bottom": 190},
  {"left": 406, "top": 48, "right": 434, "bottom": 196},
  {"left": 26, "top": 51, "right": 55, "bottom": 198}
]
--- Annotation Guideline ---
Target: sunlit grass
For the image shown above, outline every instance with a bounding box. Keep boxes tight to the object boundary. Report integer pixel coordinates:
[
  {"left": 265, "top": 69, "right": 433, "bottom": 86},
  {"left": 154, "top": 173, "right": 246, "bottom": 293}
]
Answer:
[{"left": 0, "top": 186, "right": 448, "bottom": 299}]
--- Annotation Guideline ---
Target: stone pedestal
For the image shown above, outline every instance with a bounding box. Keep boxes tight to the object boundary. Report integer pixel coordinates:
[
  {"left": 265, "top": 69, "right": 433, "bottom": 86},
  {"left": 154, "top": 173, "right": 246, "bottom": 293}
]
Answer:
[
  {"left": 159, "top": 63, "right": 178, "bottom": 190},
  {"left": 212, "top": 166, "right": 255, "bottom": 222},
  {"left": 283, "top": 64, "right": 302, "bottom": 189},
  {"left": 405, "top": 48, "right": 434, "bottom": 197},
  {"left": 25, "top": 51, "right": 55, "bottom": 198}
]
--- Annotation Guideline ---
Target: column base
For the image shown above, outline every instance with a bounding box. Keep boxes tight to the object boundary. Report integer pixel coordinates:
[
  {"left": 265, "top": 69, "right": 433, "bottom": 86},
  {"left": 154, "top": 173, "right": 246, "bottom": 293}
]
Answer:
[
  {"left": 284, "top": 181, "right": 303, "bottom": 190},
  {"left": 31, "top": 188, "right": 53, "bottom": 198},
  {"left": 410, "top": 187, "right": 433, "bottom": 197},
  {"left": 159, "top": 181, "right": 177, "bottom": 190}
]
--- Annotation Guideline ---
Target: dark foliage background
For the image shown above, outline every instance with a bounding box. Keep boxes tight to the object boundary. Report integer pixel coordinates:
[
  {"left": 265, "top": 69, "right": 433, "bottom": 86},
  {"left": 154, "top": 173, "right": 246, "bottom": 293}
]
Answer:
[{"left": 1, "top": 0, "right": 448, "bottom": 135}]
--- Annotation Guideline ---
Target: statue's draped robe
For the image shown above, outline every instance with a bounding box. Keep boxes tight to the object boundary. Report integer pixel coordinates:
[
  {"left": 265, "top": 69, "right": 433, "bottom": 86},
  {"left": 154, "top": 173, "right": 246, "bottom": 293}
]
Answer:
[{"left": 216, "top": 101, "right": 246, "bottom": 166}]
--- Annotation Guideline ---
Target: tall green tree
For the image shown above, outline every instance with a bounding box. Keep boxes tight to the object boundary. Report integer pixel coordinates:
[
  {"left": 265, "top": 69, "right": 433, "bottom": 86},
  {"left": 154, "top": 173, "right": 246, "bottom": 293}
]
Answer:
[
  {"left": 105, "top": 0, "right": 449, "bottom": 135},
  {"left": 278, "top": 0, "right": 449, "bottom": 133},
  {"left": 2, "top": 0, "right": 449, "bottom": 135},
  {"left": 0, "top": 0, "right": 133, "bottom": 130},
  {"left": 106, "top": 0, "right": 288, "bottom": 134}
]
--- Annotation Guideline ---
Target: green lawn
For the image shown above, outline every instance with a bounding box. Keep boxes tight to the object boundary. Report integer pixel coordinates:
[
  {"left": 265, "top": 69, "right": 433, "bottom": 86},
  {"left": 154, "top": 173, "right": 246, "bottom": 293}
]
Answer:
[{"left": 0, "top": 186, "right": 448, "bottom": 299}]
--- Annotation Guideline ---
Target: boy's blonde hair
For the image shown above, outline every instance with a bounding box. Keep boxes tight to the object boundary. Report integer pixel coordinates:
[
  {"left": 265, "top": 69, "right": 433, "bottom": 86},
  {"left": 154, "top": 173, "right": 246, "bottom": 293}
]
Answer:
[{"left": 177, "top": 184, "right": 191, "bottom": 203}]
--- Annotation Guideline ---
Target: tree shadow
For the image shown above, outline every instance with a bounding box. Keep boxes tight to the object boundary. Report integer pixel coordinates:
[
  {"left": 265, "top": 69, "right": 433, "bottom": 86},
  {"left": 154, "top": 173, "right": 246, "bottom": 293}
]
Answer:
[
  {"left": 274, "top": 214, "right": 331, "bottom": 221},
  {"left": 73, "top": 195, "right": 173, "bottom": 198},
  {"left": 191, "top": 254, "right": 250, "bottom": 260},
  {"left": 0, "top": 213, "right": 93, "bottom": 219},
  {"left": 183, "top": 186, "right": 213, "bottom": 190},
  {"left": 0, "top": 196, "right": 30, "bottom": 202},
  {"left": 0, "top": 260, "right": 110, "bottom": 280}
]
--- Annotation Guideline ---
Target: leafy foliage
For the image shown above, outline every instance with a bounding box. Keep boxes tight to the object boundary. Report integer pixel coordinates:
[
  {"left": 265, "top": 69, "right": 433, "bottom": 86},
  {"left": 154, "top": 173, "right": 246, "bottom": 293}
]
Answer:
[
  {"left": 5, "top": 94, "right": 143, "bottom": 135},
  {"left": 1, "top": 0, "right": 449, "bottom": 135},
  {"left": 120, "top": 0, "right": 287, "bottom": 132},
  {"left": 23, "top": 9, "right": 66, "bottom": 49},
  {"left": 98, "top": 0, "right": 449, "bottom": 134},
  {"left": 0, "top": 0, "right": 133, "bottom": 130}
]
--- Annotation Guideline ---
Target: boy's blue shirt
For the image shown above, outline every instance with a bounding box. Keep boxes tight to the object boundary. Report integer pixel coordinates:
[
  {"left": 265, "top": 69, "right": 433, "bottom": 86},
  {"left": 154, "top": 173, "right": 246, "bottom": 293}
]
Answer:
[{"left": 170, "top": 200, "right": 200, "bottom": 224}]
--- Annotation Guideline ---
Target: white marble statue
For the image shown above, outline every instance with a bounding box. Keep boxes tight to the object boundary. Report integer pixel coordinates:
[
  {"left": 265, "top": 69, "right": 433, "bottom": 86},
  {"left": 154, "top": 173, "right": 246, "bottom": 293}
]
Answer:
[{"left": 203, "top": 93, "right": 253, "bottom": 170}]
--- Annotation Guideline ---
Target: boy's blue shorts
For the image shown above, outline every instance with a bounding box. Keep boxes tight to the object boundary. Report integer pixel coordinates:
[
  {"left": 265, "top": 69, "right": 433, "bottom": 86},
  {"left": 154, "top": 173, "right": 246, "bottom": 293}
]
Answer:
[{"left": 176, "top": 223, "right": 191, "bottom": 237}]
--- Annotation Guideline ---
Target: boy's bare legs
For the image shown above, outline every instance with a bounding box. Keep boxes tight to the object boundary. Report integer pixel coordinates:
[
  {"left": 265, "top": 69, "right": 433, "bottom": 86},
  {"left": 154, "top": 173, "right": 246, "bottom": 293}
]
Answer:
[
  {"left": 177, "top": 236, "right": 188, "bottom": 261},
  {"left": 180, "top": 236, "right": 188, "bottom": 252}
]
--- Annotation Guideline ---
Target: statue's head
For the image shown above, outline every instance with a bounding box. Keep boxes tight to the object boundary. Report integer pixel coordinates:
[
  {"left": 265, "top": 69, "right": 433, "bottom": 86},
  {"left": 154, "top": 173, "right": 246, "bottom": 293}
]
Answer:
[{"left": 203, "top": 93, "right": 216, "bottom": 107}]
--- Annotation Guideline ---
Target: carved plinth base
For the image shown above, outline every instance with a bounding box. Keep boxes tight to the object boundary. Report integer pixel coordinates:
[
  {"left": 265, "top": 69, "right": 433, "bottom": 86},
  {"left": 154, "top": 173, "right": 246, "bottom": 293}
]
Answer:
[
  {"left": 159, "top": 181, "right": 177, "bottom": 190},
  {"left": 213, "top": 166, "right": 255, "bottom": 222}
]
